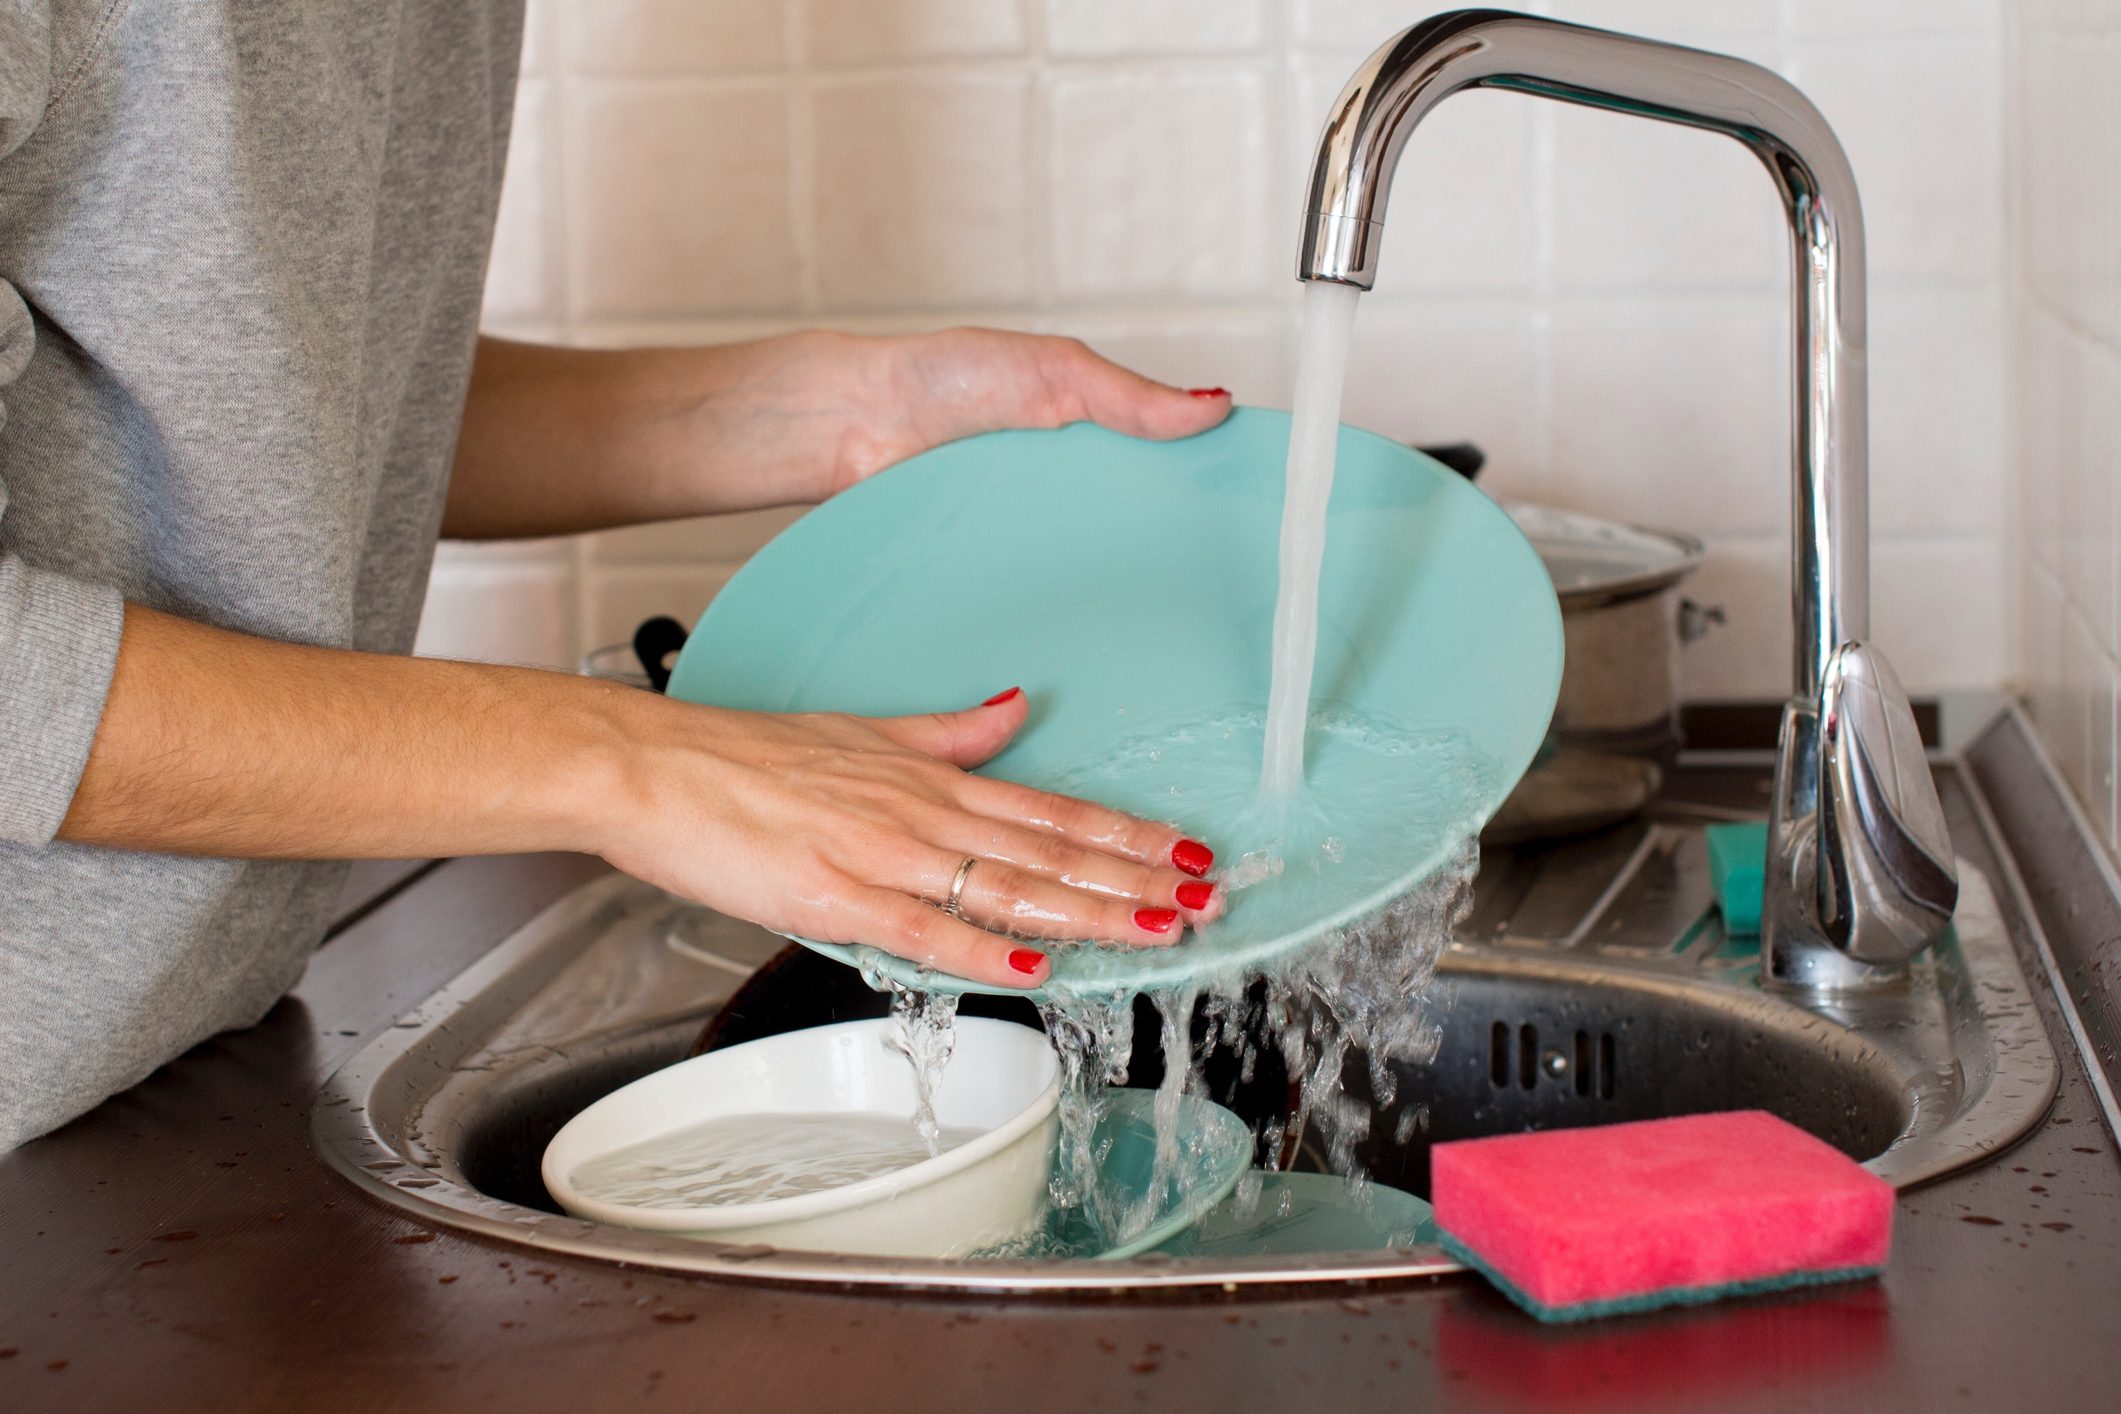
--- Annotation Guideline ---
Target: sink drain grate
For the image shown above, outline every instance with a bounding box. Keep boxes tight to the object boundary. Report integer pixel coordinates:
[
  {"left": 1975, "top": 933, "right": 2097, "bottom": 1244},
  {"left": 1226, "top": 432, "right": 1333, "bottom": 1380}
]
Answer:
[{"left": 1491, "top": 1019, "right": 1616, "bottom": 1100}]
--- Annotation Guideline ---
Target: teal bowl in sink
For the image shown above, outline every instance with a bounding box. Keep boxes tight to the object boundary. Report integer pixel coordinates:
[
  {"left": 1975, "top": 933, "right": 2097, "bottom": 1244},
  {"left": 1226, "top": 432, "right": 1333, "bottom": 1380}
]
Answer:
[
  {"left": 666, "top": 408, "right": 1562, "bottom": 999},
  {"left": 1042, "top": 1088, "right": 1253, "bottom": 1260}
]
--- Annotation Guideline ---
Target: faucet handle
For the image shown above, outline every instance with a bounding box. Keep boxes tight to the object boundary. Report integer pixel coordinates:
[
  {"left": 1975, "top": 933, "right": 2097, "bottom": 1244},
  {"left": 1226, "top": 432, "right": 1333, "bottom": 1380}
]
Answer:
[{"left": 1816, "top": 642, "right": 1958, "bottom": 963}]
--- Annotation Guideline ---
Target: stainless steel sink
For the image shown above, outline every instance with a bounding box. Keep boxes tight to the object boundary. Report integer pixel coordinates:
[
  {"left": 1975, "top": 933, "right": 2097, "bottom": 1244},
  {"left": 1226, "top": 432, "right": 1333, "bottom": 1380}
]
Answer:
[{"left": 315, "top": 772, "right": 2058, "bottom": 1293}]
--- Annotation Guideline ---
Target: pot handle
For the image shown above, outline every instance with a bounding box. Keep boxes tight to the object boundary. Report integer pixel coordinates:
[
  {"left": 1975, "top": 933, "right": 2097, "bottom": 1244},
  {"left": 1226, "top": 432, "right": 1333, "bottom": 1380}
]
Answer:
[
  {"left": 1412, "top": 442, "right": 1486, "bottom": 481},
  {"left": 1679, "top": 598, "right": 1726, "bottom": 643},
  {"left": 632, "top": 615, "right": 690, "bottom": 693}
]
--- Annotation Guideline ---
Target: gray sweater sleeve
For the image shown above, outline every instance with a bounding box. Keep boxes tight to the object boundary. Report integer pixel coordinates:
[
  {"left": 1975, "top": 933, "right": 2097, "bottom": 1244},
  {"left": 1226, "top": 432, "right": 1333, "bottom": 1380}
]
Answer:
[{"left": 0, "top": 4, "right": 127, "bottom": 846}]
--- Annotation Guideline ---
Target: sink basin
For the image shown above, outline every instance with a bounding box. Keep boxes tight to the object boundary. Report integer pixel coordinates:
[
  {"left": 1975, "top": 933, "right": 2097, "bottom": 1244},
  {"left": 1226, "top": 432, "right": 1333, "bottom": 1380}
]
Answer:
[{"left": 315, "top": 764, "right": 2058, "bottom": 1292}]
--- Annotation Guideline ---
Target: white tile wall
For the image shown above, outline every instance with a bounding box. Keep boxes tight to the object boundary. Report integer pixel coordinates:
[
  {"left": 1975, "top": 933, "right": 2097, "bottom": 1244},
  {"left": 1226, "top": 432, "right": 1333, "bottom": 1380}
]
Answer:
[
  {"left": 2012, "top": 0, "right": 2121, "bottom": 858},
  {"left": 1544, "top": 297, "right": 1789, "bottom": 538},
  {"left": 564, "top": 0, "right": 790, "bottom": 76},
  {"left": 1047, "top": 68, "right": 1274, "bottom": 300},
  {"left": 1786, "top": 0, "right": 1997, "bottom": 39},
  {"left": 1338, "top": 301, "right": 1543, "bottom": 493},
  {"left": 1539, "top": 1, "right": 1779, "bottom": 36},
  {"left": 1045, "top": 0, "right": 1269, "bottom": 57},
  {"left": 481, "top": 78, "right": 557, "bottom": 322},
  {"left": 427, "top": 0, "right": 2016, "bottom": 719},
  {"left": 1793, "top": 36, "right": 2005, "bottom": 280},
  {"left": 1546, "top": 103, "right": 1785, "bottom": 291},
  {"left": 811, "top": 73, "right": 1036, "bottom": 308},
  {"left": 1867, "top": 289, "right": 2010, "bottom": 538},
  {"left": 565, "top": 81, "right": 801, "bottom": 318},
  {"left": 413, "top": 541, "right": 578, "bottom": 669},
  {"left": 808, "top": 0, "right": 1025, "bottom": 66}
]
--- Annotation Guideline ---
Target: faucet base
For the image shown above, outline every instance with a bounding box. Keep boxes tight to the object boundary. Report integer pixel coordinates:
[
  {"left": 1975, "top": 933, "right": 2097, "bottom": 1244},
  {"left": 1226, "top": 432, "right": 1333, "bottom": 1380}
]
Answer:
[{"left": 1762, "top": 936, "right": 1911, "bottom": 995}]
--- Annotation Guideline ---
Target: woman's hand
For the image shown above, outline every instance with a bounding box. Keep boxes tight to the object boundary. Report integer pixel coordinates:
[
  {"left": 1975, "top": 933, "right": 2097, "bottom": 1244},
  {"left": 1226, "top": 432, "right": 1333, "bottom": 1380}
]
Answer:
[
  {"left": 813, "top": 327, "right": 1233, "bottom": 498},
  {"left": 446, "top": 330, "right": 1233, "bottom": 538},
  {"left": 594, "top": 686, "right": 1219, "bottom": 989}
]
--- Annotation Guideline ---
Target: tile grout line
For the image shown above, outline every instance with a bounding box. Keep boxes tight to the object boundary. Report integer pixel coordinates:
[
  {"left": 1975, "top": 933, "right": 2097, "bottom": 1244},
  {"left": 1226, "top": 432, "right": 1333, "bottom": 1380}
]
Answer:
[
  {"left": 788, "top": 1, "right": 820, "bottom": 316},
  {"left": 1025, "top": 0, "right": 1053, "bottom": 315},
  {"left": 542, "top": 0, "right": 595, "bottom": 670}
]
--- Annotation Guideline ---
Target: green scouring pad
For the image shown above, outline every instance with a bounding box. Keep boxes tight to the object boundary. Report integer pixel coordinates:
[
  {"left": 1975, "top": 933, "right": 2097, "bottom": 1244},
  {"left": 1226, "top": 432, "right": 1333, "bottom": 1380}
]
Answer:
[{"left": 1705, "top": 820, "right": 1768, "bottom": 938}]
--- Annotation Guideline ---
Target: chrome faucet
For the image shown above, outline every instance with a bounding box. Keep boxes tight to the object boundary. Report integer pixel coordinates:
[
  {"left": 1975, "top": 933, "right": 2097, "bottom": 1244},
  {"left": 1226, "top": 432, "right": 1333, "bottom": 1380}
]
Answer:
[{"left": 1299, "top": 9, "right": 1958, "bottom": 991}]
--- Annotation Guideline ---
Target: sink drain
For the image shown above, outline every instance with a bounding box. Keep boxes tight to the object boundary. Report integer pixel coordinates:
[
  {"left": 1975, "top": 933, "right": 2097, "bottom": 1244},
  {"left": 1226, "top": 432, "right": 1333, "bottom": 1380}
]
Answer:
[{"left": 1490, "top": 1020, "right": 1618, "bottom": 1100}]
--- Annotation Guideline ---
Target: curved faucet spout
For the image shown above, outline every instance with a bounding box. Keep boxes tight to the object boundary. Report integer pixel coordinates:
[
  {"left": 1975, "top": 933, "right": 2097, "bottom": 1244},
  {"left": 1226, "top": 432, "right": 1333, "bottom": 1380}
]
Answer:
[
  {"left": 1298, "top": 7, "right": 1865, "bottom": 698},
  {"left": 1297, "top": 10, "right": 1957, "bottom": 990}
]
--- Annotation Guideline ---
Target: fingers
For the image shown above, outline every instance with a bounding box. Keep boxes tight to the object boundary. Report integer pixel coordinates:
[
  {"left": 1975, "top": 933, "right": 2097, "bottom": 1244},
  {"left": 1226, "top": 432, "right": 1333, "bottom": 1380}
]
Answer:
[
  {"left": 935, "top": 817, "right": 1219, "bottom": 923},
  {"left": 869, "top": 687, "right": 1027, "bottom": 767},
  {"left": 846, "top": 886, "right": 1053, "bottom": 989},
  {"left": 961, "top": 774, "right": 1215, "bottom": 879},
  {"left": 860, "top": 691, "right": 1220, "bottom": 892},
  {"left": 952, "top": 858, "right": 1195, "bottom": 945},
  {"left": 798, "top": 685, "right": 1232, "bottom": 984},
  {"left": 1041, "top": 337, "right": 1234, "bottom": 442}
]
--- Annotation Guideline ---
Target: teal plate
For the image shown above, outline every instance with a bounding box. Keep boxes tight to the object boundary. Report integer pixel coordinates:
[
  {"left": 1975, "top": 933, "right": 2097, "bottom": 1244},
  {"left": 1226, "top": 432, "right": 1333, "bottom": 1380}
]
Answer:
[
  {"left": 668, "top": 408, "right": 1562, "bottom": 999},
  {"left": 1041, "top": 1088, "right": 1252, "bottom": 1260},
  {"left": 1152, "top": 1170, "right": 1435, "bottom": 1259}
]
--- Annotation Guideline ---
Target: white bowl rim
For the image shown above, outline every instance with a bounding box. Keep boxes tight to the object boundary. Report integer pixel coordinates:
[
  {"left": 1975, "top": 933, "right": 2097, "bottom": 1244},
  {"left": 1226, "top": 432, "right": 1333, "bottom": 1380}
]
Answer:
[{"left": 541, "top": 1017, "right": 1060, "bottom": 1233}]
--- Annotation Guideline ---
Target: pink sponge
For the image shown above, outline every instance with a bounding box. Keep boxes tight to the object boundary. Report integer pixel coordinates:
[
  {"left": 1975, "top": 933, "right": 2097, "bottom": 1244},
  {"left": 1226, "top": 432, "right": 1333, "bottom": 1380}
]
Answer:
[{"left": 1432, "top": 1111, "right": 1893, "bottom": 1323}]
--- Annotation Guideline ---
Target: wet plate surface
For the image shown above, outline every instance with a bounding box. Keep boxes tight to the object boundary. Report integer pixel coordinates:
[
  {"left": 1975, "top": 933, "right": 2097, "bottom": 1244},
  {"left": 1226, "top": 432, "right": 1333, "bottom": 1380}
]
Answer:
[{"left": 669, "top": 409, "right": 1562, "bottom": 997}]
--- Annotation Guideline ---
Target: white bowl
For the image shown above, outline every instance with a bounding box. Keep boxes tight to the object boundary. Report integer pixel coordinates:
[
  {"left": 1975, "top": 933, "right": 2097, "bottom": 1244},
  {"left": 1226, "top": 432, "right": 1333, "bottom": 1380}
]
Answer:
[{"left": 541, "top": 1018, "right": 1060, "bottom": 1259}]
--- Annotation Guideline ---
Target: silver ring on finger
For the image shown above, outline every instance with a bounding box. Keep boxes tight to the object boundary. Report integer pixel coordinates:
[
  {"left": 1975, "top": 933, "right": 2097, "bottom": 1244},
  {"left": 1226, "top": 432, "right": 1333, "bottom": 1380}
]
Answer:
[{"left": 942, "top": 856, "right": 978, "bottom": 918}]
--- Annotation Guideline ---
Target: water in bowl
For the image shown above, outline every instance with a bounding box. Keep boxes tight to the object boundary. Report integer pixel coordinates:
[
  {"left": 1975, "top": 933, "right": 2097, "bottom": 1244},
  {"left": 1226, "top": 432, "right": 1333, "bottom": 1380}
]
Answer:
[{"left": 570, "top": 1111, "right": 986, "bottom": 1210}]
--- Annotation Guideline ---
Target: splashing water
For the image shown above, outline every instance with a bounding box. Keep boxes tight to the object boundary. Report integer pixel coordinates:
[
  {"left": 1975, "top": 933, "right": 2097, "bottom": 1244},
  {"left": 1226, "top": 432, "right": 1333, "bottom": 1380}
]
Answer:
[
  {"left": 1260, "top": 837, "right": 1475, "bottom": 1178},
  {"left": 1023, "top": 833, "right": 1476, "bottom": 1253},
  {"left": 1261, "top": 281, "right": 1364, "bottom": 796},
  {"left": 885, "top": 981, "right": 961, "bottom": 1157}
]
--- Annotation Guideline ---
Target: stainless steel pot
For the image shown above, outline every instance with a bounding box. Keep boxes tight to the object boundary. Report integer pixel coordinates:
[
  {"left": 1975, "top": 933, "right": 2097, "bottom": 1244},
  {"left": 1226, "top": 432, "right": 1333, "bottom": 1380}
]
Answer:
[{"left": 1485, "top": 503, "right": 1721, "bottom": 843}]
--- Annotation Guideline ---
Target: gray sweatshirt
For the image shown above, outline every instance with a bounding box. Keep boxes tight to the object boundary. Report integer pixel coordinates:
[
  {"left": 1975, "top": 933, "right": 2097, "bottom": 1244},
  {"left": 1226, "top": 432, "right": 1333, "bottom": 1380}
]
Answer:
[{"left": 0, "top": 2, "right": 523, "bottom": 1148}]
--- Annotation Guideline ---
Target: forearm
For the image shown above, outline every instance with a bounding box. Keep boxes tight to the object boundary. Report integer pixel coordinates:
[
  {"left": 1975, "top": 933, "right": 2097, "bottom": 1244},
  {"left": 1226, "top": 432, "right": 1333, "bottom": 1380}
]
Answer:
[
  {"left": 58, "top": 604, "right": 638, "bottom": 860},
  {"left": 444, "top": 328, "right": 1229, "bottom": 541},
  {"left": 52, "top": 604, "right": 1219, "bottom": 992},
  {"left": 443, "top": 333, "right": 859, "bottom": 538}
]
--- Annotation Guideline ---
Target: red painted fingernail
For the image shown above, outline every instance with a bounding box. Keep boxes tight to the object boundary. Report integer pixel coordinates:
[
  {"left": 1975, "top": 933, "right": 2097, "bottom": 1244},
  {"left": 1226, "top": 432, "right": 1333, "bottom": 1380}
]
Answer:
[
  {"left": 982, "top": 686, "right": 1023, "bottom": 707},
  {"left": 1008, "top": 948, "right": 1045, "bottom": 975},
  {"left": 1186, "top": 387, "right": 1229, "bottom": 399},
  {"left": 1171, "top": 839, "right": 1213, "bottom": 877},
  {"left": 1134, "top": 907, "right": 1178, "bottom": 934},
  {"left": 1176, "top": 881, "right": 1214, "bottom": 911}
]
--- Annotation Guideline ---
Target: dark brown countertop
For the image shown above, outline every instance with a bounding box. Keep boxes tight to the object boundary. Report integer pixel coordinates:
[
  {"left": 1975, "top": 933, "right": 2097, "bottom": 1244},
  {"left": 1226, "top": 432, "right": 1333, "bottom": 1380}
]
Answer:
[{"left": 5, "top": 835, "right": 2120, "bottom": 1413}]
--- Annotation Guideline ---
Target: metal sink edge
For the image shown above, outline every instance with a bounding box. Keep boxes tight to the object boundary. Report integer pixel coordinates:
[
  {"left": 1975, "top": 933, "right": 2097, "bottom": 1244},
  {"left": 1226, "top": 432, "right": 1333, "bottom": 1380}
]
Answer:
[{"left": 314, "top": 826, "right": 2059, "bottom": 1292}]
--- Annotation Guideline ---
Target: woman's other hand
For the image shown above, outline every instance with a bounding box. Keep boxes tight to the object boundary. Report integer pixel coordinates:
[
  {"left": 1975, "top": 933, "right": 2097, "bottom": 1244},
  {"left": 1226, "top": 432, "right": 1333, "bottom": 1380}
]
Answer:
[
  {"left": 448, "top": 329, "right": 1231, "bottom": 538},
  {"left": 593, "top": 685, "right": 1220, "bottom": 989},
  {"left": 817, "top": 327, "right": 1233, "bottom": 497}
]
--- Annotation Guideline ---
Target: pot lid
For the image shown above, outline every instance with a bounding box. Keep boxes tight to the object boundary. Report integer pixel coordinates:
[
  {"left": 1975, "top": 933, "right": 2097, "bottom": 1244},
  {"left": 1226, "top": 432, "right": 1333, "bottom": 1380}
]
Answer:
[{"left": 1503, "top": 502, "right": 1705, "bottom": 605}]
